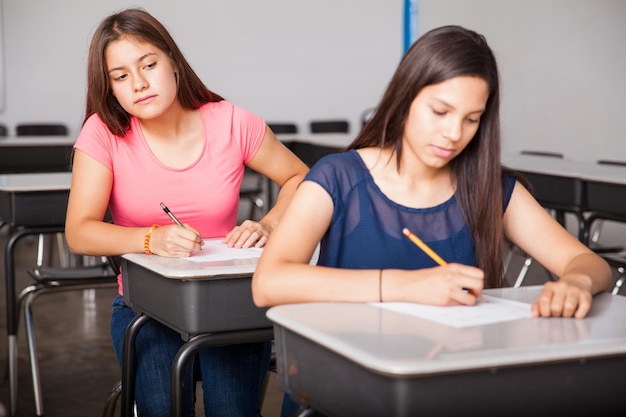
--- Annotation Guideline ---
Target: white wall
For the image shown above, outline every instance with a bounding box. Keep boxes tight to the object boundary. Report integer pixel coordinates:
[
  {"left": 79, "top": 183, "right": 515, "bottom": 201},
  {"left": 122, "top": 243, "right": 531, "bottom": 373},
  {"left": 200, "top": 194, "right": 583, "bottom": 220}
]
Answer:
[
  {"left": 1, "top": 1, "right": 624, "bottom": 164},
  {"left": 419, "top": 0, "right": 626, "bottom": 162},
  {"left": 0, "top": 0, "right": 403, "bottom": 137}
]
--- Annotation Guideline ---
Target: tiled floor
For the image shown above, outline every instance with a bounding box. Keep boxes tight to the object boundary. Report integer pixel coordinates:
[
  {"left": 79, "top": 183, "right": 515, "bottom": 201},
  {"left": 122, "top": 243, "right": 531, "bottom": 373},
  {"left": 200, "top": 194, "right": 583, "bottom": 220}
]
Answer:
[{"left": 0, "top": 233, "right": 283, "bottom": 417}]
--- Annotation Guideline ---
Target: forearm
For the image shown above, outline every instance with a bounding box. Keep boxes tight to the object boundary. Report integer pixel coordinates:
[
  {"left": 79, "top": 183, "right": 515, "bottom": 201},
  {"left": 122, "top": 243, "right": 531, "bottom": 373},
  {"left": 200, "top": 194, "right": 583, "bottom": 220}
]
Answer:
[
  {"left": 560, "top": 252, "right": 612, "bottom": 294},
  {"left": 65, "top": 220, "right": 148, "bottom": 256}
]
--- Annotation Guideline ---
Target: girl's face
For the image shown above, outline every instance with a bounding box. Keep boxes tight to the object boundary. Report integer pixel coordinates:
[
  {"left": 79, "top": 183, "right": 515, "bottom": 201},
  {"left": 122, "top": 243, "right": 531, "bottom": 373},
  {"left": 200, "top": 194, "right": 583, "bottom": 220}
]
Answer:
[
  {"left": 402, "top": 75, "right": 489, "bottom": 169},
  {"left": 106, "top": 36, "right": 178, "bottom": 120}
]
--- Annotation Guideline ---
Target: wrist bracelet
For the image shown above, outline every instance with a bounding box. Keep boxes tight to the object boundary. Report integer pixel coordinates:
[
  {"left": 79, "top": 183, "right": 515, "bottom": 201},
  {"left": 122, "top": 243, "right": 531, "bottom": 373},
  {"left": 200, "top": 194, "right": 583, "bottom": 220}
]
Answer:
[{"left": 144, "top": 224, "right": 160, "bottom": 255}]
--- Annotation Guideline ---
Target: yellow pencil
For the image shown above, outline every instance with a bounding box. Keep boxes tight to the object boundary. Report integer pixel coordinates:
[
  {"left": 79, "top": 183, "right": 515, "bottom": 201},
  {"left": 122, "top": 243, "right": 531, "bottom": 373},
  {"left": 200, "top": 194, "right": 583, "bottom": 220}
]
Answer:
[{"left": 402, "top": 227, "right": 447, "bottom": 266}]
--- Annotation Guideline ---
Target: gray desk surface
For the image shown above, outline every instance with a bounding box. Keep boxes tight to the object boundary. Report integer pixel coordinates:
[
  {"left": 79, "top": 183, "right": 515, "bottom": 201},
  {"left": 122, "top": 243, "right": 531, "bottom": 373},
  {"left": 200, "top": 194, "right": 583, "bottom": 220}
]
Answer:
[
  {"left": 0, "top": 172, "right": 71, "bottom": 192},
  {"left": 267, "top": 286, "right": 626, "bottom": 376},
  {"left": 0, "top": 136, "right": 75, "bottom": 146}
]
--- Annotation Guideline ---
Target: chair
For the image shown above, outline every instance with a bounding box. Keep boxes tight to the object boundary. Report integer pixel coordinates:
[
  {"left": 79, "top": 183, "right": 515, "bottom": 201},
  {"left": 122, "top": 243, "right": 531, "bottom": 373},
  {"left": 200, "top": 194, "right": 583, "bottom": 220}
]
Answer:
[
  {"left": 0, "top": 124, "right": 8, "bottom": 136},
  {"left": 284, "top": 141, "right": 342, "bottom": 168},
  {"left": 16, "top": 123, "right": 68, "bottom": 136},
  {"left": 310, "top": 120, "right": 349, "bottom": 134},
  {"left": 16, "top": 228, "right": 119, "bottom": 416},
  {"left": 267, "top": 122, "right": 298, "bottom": 135},
  {"left": 239, "top": 167, "right": 268, "bottom": 221}
]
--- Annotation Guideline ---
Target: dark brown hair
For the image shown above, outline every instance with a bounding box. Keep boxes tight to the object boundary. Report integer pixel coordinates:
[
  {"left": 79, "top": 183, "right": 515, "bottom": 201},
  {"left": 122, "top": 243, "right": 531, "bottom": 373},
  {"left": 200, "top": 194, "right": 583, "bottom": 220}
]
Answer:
[
  {"left": 84, "top": 8, "right": 223, "bottom": 136},
  {"left": 351, "top": 25, "right": 506, "bottom": 288}
]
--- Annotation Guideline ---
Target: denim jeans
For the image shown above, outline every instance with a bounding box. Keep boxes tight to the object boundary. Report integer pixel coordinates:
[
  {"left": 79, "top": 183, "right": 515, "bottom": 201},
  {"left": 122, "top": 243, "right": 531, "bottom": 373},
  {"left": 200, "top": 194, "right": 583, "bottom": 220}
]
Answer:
[{"left": 110, "top": 296, "right": 271, "bottom": 417}]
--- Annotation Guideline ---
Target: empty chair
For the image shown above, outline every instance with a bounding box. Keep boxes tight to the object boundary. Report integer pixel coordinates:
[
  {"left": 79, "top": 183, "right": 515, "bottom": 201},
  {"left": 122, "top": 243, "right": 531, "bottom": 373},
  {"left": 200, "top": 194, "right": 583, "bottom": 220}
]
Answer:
[
  {"left": 310, "top": 120, "right": 349, "bottom": 134},
  {"left": 285, "top": 141, "right": 342, "bottom": 168},
  {"left": 16, "top": 123, "right": 68, "bottom": 136},
  {"left": 267, "top": 123, "right": 298, "bottom": 135}
]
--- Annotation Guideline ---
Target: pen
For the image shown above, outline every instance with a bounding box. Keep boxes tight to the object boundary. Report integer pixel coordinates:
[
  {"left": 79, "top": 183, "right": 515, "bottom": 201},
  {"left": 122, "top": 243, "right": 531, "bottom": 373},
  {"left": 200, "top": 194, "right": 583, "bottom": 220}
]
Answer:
[
  {"left": 160, "top": 202, "right": 183, "bottom": 227},
  {"left": 402, "top": 227, "right": 447, "bottom": 266}
]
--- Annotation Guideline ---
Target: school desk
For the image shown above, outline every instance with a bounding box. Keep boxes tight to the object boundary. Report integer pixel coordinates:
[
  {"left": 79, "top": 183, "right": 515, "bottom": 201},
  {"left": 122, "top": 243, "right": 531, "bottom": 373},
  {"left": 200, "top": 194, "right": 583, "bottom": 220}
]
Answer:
[
  {"left": 120, "top": 246, "right": 273, "bottom": 417},
  {"left": 0, "top": 136, "right": 75, "bottom": 174},
  {"left": 0, "top": 172, "right": 71, "bottom": 416},
  {"left": 267, "top": 286, "right": 626, "bottom": 416}
]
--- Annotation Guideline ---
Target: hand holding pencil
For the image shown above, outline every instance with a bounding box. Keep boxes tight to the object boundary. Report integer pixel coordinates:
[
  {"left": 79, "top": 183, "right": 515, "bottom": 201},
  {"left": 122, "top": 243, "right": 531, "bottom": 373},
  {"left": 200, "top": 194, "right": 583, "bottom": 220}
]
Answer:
[{"left": 402, "top": 227, "right": 486, "bottom": 303}]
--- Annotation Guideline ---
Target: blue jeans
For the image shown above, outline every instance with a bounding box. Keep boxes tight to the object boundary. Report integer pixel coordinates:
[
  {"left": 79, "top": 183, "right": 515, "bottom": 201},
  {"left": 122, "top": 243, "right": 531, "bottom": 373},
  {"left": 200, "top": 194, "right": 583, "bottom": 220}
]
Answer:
[{"left": 110, "top": 296, "right": 271, "bottom": 417}]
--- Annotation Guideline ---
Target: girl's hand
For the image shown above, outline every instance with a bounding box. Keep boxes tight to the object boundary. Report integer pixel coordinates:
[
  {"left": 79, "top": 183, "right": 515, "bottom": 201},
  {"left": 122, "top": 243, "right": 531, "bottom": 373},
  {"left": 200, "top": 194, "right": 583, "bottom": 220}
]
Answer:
[
  {"left": 532, "top": 279, "right": 593, "bottom": 318},
  {"left": 149, "top": 224, "right": 203, "bottom": 257},
  {"left": 223, "top": 219, "right": 272, "bottom": 248},
  {"left": 397, "top": 263, "right": 485, "bottom": 306}
]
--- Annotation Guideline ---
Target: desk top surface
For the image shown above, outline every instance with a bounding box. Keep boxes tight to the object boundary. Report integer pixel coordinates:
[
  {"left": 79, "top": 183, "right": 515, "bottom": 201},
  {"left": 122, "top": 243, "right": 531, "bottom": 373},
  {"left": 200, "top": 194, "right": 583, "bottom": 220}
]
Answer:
[
  {"left": 0, "top": 136, "right": 75, "bottom": 146},
  {"left": 0, "top": 172, "right": 72, "bottom": 192},
  {"left": 267, "top": 286, "right": 626, "bottom": 376},
  {"left": 502, "top": 153, "right": 626, "bottom": 185},
  {"left": 122, "top": 239, "right": 261, "bottom": 279}
]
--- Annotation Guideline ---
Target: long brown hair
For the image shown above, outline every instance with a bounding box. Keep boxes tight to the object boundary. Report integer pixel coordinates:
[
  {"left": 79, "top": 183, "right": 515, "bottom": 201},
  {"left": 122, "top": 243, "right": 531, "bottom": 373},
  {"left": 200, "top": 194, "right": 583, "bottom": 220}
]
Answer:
[
  {"left": 351, "top": 25, "right": 505, "bottom": 288},
  {"left": 84, "top": 8, "right": 224, "bottom": 136}
]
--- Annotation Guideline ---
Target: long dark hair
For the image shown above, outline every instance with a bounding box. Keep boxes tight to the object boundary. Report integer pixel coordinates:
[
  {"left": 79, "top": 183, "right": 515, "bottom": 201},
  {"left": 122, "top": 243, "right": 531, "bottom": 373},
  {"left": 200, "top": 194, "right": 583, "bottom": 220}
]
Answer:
[
  {"left": 84, "top": 8, "right": 224, "bottom": 136},
  {"left": 351, "top": 25, "right": 505, "bottom": 288}
]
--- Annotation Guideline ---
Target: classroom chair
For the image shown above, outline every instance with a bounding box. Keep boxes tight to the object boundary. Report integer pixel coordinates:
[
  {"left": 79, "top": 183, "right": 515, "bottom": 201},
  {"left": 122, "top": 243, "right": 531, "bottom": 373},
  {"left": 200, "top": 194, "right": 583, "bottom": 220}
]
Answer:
[
  {"left": 310, "top": 119, "right": 349, "bottom": 134},
  {"left": 284, "top": 141, "right": 343, "bottom": 168},
  {"left": 15, "top": 227, "right": 118, "bottom": 416},
  {"left": 267, "top": 122, "right": 298, "bottom": 135},
  {"left": 239, "top": 167, "right": 268, "bottom": 221},
  {"left": 15, "top": 123, "right": 68, "bottom": 136}
]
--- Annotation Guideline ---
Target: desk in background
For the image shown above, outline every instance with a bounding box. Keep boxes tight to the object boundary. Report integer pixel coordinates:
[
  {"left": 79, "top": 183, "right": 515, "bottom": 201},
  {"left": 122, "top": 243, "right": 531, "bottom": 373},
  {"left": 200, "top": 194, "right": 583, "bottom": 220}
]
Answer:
[
  {"left": 0, "top": 172, "right": 71, "bottom": 416},
  {"left": 121, "top": 248, "right": 273, "bottom": 417},
  {"left": 268, "top": 286, "right": 626, "bottom": 416},
  {"left": 0, "top": 136, "right": 75, "bottom": 174}
]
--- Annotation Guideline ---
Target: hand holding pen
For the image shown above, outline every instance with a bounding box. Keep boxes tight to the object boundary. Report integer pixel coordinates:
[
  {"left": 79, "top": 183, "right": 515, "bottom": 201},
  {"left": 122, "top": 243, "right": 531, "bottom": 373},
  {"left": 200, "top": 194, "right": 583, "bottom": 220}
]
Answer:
[{"left": 155, "top": 202, "right": 203, "bottom": 255}]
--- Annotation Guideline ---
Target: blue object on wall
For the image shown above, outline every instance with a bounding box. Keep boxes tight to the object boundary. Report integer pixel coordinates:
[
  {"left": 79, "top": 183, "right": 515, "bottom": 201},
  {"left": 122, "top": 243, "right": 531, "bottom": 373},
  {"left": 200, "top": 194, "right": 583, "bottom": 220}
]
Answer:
[{"left": 403, "top": 0, "right": 418, "bottom": 53}]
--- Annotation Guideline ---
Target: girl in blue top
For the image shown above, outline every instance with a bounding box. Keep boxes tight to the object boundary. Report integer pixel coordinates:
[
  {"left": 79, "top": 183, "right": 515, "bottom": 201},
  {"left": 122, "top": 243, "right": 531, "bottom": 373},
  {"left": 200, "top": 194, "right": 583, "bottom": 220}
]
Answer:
[{"left": 253, "top": 25, "right": 611, "bottom": 317}]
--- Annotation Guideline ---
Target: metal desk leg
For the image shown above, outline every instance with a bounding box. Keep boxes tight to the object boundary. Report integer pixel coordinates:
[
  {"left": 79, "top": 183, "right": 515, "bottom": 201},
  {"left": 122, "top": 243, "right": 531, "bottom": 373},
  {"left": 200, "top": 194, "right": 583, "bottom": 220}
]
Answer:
[
  {"left": 121, "top": 314, "right": 151, "bottom": 417},
  {"left": 170, "top": 328, "right": 274, "bottom": 417}
]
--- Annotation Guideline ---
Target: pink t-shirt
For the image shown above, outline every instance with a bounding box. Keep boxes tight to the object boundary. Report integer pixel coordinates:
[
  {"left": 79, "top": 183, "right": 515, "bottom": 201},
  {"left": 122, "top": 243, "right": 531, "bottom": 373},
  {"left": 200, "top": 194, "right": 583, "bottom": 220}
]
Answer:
[{"left": 74, "top": 101, "right": 265, "bottom": 293}]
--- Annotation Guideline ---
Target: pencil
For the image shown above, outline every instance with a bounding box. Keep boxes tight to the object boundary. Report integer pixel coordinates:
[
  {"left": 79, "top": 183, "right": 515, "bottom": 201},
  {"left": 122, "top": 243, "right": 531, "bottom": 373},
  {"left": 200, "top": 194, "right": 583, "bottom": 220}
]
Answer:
[{"left": 402, "top": 227, "right": 447, "bottom": 266}]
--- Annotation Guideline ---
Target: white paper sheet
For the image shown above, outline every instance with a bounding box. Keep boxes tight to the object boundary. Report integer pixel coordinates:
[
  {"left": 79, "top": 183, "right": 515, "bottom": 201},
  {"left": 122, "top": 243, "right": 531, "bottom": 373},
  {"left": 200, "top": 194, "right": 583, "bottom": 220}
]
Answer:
[
  {"left": 372, "top": 295, "right": 533, "bottom": 328},
  {"left": 185, "top": 239, "right": 263, "bottom": 263}
]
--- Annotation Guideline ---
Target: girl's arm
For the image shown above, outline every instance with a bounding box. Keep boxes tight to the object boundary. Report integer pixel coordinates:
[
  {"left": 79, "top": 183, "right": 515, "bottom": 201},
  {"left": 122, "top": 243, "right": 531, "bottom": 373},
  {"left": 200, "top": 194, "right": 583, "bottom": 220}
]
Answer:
[
  {"left": 65, "top": 150, "right": 202, "bottom": 257},
  {"left": 503, "top": 181, "right": 612, "bottom": 318},
  {"left": 223, "top": 126, "right": 309, "bottom": 248},
  {"left": 252, "top": 180, "right": 486, "bottom": 307}
]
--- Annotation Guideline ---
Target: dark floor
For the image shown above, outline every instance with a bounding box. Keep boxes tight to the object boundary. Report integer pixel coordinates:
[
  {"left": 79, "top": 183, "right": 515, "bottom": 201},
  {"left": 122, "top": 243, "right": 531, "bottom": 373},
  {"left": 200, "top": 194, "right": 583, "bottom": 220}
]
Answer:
[
  {"left": 0, "top": 226, "right": 621, "bottom": 416},
  {"left": 0, "top": 232, "right": 283, "bottom": 417}
]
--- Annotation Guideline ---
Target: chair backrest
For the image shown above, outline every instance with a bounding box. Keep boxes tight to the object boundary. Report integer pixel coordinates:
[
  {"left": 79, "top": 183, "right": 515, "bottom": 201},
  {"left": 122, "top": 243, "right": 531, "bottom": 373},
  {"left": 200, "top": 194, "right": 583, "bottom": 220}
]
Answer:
[
  {"left": 310, "top": 120, "right": 349, "bottom": 134},
  {"left": 0, "top": 124, "right": 8, "bottom": 136},
  {"left": 520, "top": 150, "right": 563, "bottom": 158},
  {"left": 598, "top": 159, "right": 626, "bottom": 167},
  {"left": 16, "top": 123, "right": 68, "bottom": 136},
  {"left": 285, "top": 141, "right": 342, "bottom": 168},
  {"left": 268, "top": 123, "right": 298, "bottom": 134}
]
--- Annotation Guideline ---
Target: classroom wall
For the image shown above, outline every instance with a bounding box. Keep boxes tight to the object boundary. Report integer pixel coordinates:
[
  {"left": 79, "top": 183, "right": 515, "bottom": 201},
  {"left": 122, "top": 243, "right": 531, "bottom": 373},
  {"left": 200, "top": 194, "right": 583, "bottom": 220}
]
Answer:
[
  {"left": 0, "top": 0, "right": 402, "bottom": 138},
  {"left": 0, "top": 1, "right": 624, "bottom": 164},
  {"left": 419, "top": 0, "right": 626, "bottom": 162}
]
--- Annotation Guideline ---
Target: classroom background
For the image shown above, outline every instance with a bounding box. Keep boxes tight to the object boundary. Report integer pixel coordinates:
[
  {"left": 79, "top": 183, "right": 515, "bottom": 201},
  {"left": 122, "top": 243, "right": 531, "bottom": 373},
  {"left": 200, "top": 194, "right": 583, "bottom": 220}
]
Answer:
[{"left": 1, "top": 0, "right": 624, "bottom": 163}]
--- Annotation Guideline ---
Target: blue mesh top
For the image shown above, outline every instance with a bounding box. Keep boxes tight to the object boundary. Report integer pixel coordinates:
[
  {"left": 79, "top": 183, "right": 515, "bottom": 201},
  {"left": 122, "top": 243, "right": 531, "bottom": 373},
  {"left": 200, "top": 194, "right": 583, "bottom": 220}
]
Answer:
[{"left": 304, "top": 150, "right": 516, "bottom": 270}]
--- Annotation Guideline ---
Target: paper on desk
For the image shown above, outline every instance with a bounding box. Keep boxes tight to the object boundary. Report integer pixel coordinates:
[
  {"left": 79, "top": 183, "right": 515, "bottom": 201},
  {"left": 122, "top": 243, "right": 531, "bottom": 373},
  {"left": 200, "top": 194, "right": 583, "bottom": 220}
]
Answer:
[
  {"left": 185, "top": 239, "right": 263, "bottom": 263},
  {"left": 372, "top": 295, "right": 533, "bottom": 328}
]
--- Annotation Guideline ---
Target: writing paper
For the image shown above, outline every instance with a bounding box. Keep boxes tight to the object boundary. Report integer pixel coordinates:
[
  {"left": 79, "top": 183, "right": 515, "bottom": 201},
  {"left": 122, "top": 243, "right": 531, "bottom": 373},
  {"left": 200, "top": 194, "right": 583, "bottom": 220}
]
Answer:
[
  {"left": 186, "top": 239, "right": 263, "bottom": 263},
  {"left": 372, "top": 295, "right": 533, "bottom": 328}
]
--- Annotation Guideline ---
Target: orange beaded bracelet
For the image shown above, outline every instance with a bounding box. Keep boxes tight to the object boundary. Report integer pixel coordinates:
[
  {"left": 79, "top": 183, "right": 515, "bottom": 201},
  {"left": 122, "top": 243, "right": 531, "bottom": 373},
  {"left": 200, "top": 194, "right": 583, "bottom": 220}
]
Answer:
[{"left": 144, "top": 224, "right": 161, "bottom": 255}]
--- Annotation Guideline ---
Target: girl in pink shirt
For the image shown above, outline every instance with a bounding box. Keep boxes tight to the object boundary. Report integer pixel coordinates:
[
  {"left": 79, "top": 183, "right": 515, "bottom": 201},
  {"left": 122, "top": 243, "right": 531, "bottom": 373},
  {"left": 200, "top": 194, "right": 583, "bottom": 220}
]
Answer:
[{"left": 65, "top": 8, "right": 308, "bottom": 416}]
